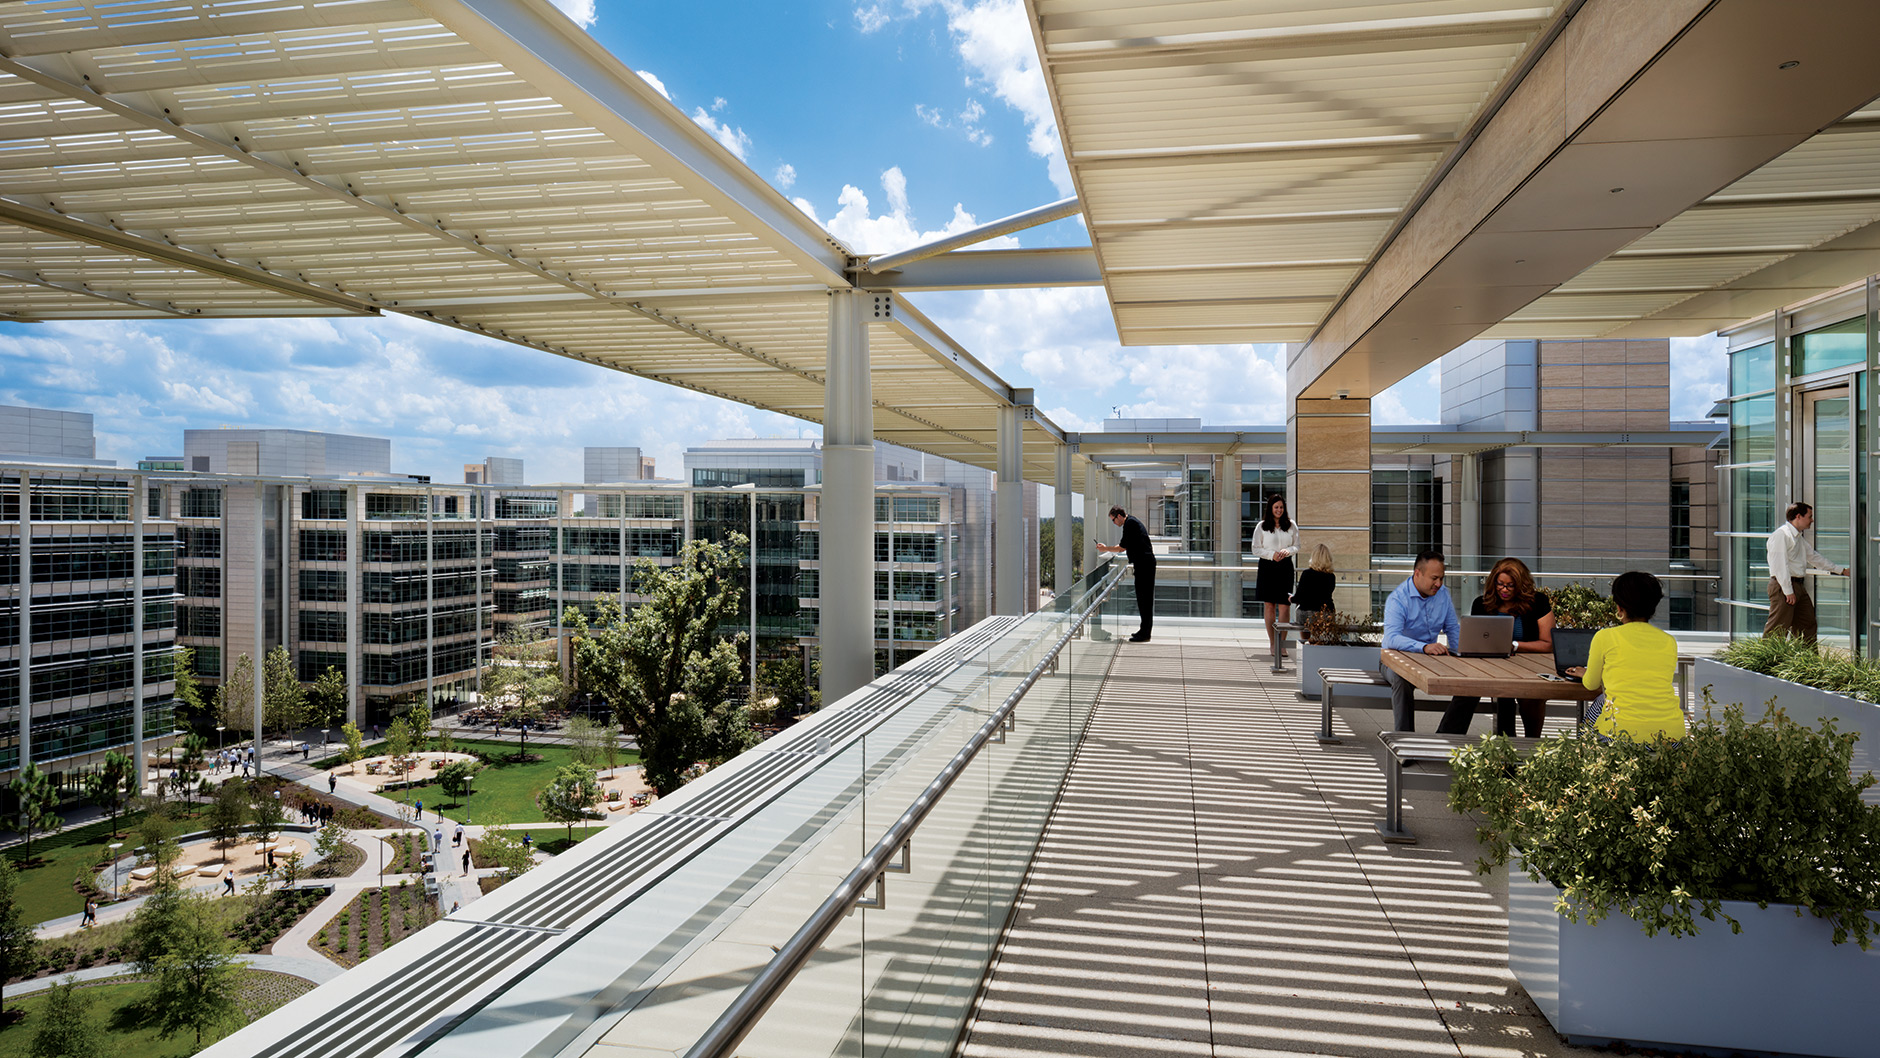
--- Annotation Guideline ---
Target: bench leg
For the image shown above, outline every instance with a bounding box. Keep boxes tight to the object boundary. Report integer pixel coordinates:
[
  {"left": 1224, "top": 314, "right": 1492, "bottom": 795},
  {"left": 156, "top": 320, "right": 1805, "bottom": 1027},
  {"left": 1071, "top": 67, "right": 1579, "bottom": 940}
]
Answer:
[
  {"left": 1375, "top": 755, "right": 1417, "bottom": 844},
  {"left": 1318, "top": 684, "right": 1340, "bottom": 745}
]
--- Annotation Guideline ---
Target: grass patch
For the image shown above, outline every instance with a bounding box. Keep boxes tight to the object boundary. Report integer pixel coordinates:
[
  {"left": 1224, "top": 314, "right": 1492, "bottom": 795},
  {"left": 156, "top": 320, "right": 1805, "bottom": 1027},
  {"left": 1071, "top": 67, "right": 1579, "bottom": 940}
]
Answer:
[
  {"left": 18, "top": 888, "right": 329, "bottom": 982},
  {"left": 381, "top": 740, "right": 638, "bottom": 825},
  {"left": 2, "top": 809, "right": 208, "bottom": 926},
  {"left": 536, "top": 825, "right": 606, "bottom": 856},
  {"left": 0, "top": 969, "right": 313, "bottom": 1053}
]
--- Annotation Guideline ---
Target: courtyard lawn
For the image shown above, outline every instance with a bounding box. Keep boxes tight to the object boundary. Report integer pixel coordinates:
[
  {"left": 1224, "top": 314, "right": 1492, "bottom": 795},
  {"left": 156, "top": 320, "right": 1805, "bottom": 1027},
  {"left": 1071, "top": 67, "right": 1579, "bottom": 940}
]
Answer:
[
  {"left": 0, "top": 970, "right": 313, "bottom": 1054},
  {"left": 385, "top": 740, "right": 639, "bottom": 825},
  {"left": 3, "top": 808, "right": 208, "bottom": 926}
]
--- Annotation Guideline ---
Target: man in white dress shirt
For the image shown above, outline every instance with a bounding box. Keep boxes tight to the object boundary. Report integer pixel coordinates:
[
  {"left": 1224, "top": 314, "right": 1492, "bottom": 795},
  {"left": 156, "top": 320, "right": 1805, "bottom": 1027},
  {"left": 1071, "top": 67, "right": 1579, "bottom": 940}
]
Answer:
[{"left": 1766, "top": 501, "right": 1846, "bottom": 642}]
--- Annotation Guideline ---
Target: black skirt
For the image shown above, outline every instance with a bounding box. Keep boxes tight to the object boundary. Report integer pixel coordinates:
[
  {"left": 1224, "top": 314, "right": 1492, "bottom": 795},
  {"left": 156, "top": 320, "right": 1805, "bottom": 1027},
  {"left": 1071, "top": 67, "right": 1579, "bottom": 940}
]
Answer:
[{"left": 1254, "top": 555, "right": 1295, "bottom": 604}]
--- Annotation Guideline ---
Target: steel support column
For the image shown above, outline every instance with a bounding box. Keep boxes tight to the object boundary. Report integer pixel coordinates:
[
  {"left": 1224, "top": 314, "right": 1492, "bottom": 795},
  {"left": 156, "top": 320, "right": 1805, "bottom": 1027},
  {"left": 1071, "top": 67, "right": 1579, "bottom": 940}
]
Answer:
[
  {"left": 1054, "top": 445, "right": 1074, "bottom": 599},
  {"left": 1456, "top": 453, "right": 1482, "bottom": 567},
  {"left": 1082, "top": 459, "right": 1100, "bottom": 575},
  {"left": 821, "top": 290, "right": 880, "bottom": 703},
  {"left": 996, "top": 403, "right": 1023, "bottom": 616},
  {"left": 1218, "top": 455, "right": 1240, "bottom": 619}
]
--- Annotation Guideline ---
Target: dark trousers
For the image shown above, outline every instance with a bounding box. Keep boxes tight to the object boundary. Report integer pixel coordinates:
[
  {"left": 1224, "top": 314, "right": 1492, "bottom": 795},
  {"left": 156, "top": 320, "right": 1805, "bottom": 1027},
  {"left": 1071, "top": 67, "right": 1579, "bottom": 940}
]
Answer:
[
  {"left": 1134, "top": 561, "right": 1155, "bottom": 636},
  {"left": 1389, "top": 669, "right": 1482, "bottom": 733},
  {"left": 1445, "top": 697, "right": 1547, "bottom": 737},
  {"left": 1765, "top": 578, "right": 1817, "bottom": 642}
]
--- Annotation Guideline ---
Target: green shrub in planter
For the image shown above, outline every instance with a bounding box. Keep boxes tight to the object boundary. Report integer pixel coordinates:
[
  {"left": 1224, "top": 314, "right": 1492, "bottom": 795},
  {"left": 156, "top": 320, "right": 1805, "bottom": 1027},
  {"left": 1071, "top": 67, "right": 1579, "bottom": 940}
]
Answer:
[
  {"left": 1451, "top": 702, "right": 1880, "bottom": 947},
  {"left": 1545, "top": 582, "right": 1620, "bottom": 630},
  {"left": 1716, "top": 635, "right": 1880, "bottom": 704}
]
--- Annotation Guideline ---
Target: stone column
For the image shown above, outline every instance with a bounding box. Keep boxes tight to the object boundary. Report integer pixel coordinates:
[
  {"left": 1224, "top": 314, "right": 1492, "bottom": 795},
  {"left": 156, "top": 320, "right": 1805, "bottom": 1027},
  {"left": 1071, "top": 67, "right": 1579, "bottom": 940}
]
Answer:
[
  {"left": 995, "top": 402, "right": 1023, "bottom": 615},
  {"left": 1289, "top": 397, "right": 1371, "bottom": 614},
  {"left": 1218, "top": 454, "right": 1241, "bottom": 618}
]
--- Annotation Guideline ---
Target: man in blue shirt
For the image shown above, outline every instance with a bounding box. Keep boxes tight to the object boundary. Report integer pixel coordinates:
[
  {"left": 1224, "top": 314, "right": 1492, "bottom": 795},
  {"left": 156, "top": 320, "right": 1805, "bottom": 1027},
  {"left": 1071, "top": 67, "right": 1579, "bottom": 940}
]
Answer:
[{"left": 1382, "top": 549, "right": 1464, "bottom": 732}]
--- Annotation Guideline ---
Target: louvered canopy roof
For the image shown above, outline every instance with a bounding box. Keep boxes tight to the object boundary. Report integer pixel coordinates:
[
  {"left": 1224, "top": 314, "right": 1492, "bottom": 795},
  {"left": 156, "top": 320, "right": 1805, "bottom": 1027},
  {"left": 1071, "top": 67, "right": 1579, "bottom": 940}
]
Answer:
[
  {"left": 0, "top": 0, "right": 1074, "bottom": 482},
  {"left": 1034, "top": 0, "right": 1880, "bottom": 367}
]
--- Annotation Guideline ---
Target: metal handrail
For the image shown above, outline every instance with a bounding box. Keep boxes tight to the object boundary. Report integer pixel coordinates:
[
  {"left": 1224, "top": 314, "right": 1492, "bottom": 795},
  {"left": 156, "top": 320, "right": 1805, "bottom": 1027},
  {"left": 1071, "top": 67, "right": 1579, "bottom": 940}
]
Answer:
[
  {"left": 1150, "top": 563, "right": 1720, "bottom": 583},
  {"left": 682, "top": 564, "right": 1127, "bottom": 1058}
]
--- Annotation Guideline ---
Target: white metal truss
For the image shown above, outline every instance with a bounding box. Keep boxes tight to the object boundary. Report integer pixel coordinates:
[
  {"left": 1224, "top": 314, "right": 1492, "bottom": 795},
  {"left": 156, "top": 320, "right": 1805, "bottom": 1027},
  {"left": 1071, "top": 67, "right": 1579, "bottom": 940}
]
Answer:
[{"left": 0, "top": 0, "right": 1079, "bottom": 483}]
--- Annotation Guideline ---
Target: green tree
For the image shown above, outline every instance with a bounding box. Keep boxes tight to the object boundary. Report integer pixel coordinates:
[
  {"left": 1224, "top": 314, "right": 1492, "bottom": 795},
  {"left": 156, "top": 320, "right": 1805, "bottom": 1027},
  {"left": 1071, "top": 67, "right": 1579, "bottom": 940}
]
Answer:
[
  {"left": 0, "top": 857, "right": 40, "bottom": 1018},
  {"left": 214, "top": 652, "right": 254, "bottom": 735},
  {"left": 28, "top": 977, "right": 108, "bottom": 1058},
  {"left": 308, "top": 665, "right": 349, "bottom": 734},
  {"left": 136, "top": 805, "right": 181, "bottom": 871},
  {"left": 476, "top": 822, "right": 535, "bottom": 880},
  {"left": 83, "top": 750, "right": 137, "bottom": 837},
  {"left": 148, "top": 896, "right": 244, "bottom": 1047},
  {"left": 406, "top": 701, "right": 434, "bottom": 752},
  {"left": 249, "top": 786, "right": 286, "bottom": 845},
  {"left": 127, "top": 872, "right": 186, "bottom": 973},
  {"left": 482, "top": 627, "right": 566, "bottom": 762},
  {"left": 12, "top": 762, "right": 60, "bottom": 854},
  {"left": 340, "top": 721, "right": 365, "bottom": 766},
  {"left": 315, "top": 819, "right": 348, "bottom": 861},
  {"left": 207, "top": 779, "right": 248, "bottom": 854},
  {"left": 262, "top": 645, "right": 306, "bottom": 740},
  {"left": 436, "top": 759, "right": 481, "bottom": 804},
  {"left": 171, "top": 645, "right": 205, "bottom": 726},
  {"left": 565, "top": 537, "right": 756, "bottom": 794},
  {"left": 537, "top": 763, "right": 601, "bottom": 844},
  {"left": 758, "top": 656, "right": 816, "bottom": 715},
  {"left": 564, "top": 715, "right": 619, "bottom": 771}
]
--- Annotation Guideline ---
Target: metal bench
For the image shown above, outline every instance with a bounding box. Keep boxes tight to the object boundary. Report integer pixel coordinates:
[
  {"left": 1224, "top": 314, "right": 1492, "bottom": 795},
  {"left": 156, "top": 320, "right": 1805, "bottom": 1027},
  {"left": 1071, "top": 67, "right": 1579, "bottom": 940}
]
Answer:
[
  {"left": 1376, "top": 731, "right": 1543, "bottom": 844},
  {"left": 1317, "top": 667, "right": 1390, "bottom": 744}
]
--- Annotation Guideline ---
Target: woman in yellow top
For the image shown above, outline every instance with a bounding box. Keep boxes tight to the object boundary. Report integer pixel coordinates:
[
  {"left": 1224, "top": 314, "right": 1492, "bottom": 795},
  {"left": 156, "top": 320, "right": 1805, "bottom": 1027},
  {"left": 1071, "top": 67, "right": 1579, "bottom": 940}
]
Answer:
[{"left": 1564, "top": 571, "right": 1685, "bottom": 742}]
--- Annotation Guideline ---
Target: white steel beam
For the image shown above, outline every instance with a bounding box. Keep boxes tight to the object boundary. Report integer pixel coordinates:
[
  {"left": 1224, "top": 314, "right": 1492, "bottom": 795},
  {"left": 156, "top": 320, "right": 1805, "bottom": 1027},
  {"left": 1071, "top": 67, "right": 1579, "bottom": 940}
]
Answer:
[
  {"left": 862, "top": 197, "right": 1081, "bottom": 273},
  {"left": 866, "top": 248, "right": 1101, "bottom": 290},
  {"left": 1054, "top": 445, "right": 1073, "bottom": 596}
]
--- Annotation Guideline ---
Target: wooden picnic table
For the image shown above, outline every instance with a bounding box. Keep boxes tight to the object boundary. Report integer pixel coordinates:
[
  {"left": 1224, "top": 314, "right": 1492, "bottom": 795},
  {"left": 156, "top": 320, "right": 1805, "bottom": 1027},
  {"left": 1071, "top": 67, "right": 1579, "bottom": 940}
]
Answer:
[{"left": 1379, "top": 649, "right": 1600, "bottom": 702}]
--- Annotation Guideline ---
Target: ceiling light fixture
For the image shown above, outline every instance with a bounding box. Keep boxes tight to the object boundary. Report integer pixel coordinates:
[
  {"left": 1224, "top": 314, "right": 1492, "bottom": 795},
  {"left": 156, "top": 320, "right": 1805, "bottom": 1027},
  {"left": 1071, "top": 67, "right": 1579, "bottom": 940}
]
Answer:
[
  {"left": 1779, "top": 60, "right": 1801, "bottom": 70},
  {"left": 1610, "top": 187, "right": 1625, "bottom": 193}
]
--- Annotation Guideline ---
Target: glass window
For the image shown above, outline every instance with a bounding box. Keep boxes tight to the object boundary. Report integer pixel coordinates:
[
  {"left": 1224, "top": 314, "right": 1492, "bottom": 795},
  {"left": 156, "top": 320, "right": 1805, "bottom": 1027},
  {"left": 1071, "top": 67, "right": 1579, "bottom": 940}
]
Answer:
[
  {"left": 1729, "top": 395, "right": 1775, "bottom": 465},
  {"left": 180, "top": 489, "right": 222, "bottom": 518},
  {"left": 1794, "top": 317, "right": 1866, "bottom": 377},
  {"left": 1670, "top": 482, "right": 1691, "bottom": 562},
  {"left": 299, "top": 529, "right": 347, "bottom": 562},
  {"left": 1729, "top": 467, "right": 1776, "bottom": 537},
  {"left": 301, "top": 489, "right": 347, "bottom": 520},
  {"left": 1730, "top": 341, "right": 1775, "bottom": 395}
]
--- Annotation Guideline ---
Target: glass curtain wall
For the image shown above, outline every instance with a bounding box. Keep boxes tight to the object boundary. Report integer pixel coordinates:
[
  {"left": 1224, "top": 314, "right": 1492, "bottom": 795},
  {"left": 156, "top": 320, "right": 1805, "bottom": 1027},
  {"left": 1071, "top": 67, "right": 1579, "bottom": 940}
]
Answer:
[{"left": 1724, "top": 287, "right": 1875, "bottom": 654}]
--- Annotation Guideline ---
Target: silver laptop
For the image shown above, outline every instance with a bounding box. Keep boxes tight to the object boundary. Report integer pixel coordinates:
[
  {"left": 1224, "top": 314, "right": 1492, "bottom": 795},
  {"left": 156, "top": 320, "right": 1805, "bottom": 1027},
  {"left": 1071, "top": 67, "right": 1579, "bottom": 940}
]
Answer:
[{"left": 1458, "top": 614, "right": 1515, "bottom": 658}]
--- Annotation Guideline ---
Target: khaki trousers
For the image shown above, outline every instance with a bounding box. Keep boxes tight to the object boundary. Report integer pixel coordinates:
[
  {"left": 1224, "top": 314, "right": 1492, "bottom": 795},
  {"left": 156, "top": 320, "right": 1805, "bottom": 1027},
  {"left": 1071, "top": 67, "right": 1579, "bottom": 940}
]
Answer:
[{"left": 1765, "top": 578, "right": 1817, "bottom": 642}]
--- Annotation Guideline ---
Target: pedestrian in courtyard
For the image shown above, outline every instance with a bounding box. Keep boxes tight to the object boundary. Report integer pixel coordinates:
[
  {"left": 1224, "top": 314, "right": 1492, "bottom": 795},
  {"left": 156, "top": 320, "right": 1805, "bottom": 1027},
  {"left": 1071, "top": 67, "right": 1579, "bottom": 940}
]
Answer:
[
  {"left": 522, "top": 832, "right": 533, "bottom": 854},
  {"left": 328, "top": 772, "right": 338, "bottom": 794},
  {"left": 1766, "top": 501, "right": 1847, "bottom": 642},
  {"left": 433, "top": 828, "right": 443, "bottom": 852},
  {"left": 223, "top": 869, "right": 235, "bottom": 895},
  {"left": 81, "top": 898, "right": 96, "bottom": 927},
  {"left": 462, "top": 848, "right": 471, "bottom": 873},
  {"left": 1381, "top": 548, "right": 1462, "bottom": 732},
  {"left": 1252, "top": 494, "right": 1299, "bottom": 662},
  {"left": 1096, "top": 504, "right": 1157, "bottom": 642},
  {"left": 453, "top": 823, "right": 464, "bottom": 847}
]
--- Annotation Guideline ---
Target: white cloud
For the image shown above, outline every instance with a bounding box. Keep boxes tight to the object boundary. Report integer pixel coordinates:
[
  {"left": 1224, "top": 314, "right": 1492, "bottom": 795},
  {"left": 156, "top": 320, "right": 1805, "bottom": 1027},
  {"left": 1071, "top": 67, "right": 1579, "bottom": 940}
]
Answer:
[
  {"left": 548, "top": 0, "right": 596, "bottom": 27},
  {"left": 915, "top": 103, "right": 946, "bottom": 127},
  {"left": 636, "top": 70, "right": 671, "bottom": 100},
  {"left": 911, "top": 0, "right": 1069, "bottom": 192},
  {"left": 691, "top": 107, "right": 752, "bottom": 161},
  {"left": 800, "top": 167, "right": 1017, "bottom": 254},
  {"left": 1669, "top": 333, "right": 1728, "bottom": 421},
  {"left": 854, "top": 4, "right": 891, "bottom": 32},
  {"left": 712, "top": 96, "right": 728, "bottom": 112},
  {"left": 773, "top": 163, "right": 797, "bottom": 189}
]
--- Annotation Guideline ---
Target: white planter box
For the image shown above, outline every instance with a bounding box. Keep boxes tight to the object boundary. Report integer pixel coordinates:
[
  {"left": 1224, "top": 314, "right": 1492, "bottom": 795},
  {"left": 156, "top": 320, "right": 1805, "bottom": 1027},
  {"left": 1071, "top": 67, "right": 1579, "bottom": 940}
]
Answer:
[
  {"left": 1297, "top": 643, "right": 1386, "bottom": 699},
  {"left": 1693, "top": 658, "right": 1880, "bottom": 799},
  {"left": 1509, "top": 862, "right": 1880, "bottom": 1057}
]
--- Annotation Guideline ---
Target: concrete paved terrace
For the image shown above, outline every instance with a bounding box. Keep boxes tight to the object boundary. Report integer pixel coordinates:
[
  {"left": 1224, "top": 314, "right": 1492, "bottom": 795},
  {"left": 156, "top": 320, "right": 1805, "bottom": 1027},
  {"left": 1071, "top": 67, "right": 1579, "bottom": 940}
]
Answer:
[{"left": 964, "top": 622, "right": 1593, "bottom": 1058}]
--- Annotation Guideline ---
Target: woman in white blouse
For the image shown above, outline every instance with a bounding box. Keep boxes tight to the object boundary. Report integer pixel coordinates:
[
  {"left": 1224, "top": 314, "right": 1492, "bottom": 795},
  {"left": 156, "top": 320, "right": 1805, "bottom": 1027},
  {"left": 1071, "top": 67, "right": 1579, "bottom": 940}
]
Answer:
[{"left": 1252, "top": 495, "right": 1299, "bottom": 660}]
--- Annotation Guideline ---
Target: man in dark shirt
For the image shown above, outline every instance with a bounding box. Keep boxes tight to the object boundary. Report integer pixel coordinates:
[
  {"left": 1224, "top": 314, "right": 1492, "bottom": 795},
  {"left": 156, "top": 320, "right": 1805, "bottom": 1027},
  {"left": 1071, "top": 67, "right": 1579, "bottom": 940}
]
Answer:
[{"left": 1097, "top": 504, "right": 1156, "bottom": 642}]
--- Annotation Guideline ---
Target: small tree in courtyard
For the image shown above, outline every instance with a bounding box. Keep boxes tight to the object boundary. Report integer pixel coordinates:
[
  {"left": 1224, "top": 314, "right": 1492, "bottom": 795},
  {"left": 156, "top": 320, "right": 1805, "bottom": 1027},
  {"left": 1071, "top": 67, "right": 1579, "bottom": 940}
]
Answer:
[
  {"left": 538, "top": 763, "right": 601, "bottom": 845},
  {"left": 309, "top": 665, "right": 349, "bottom": 735},
  {"left": 11, "top": 763, "right": 59, "bottom": 856},
  {"left": 147, "top": 895, "right": 243, "bottom": 1047},
  {"left": 437, "top": 759, "right": 481, "bottom": 805},
  {"left": 207, "top": 779, "right": 248, "bottom": 855},
  {"left": 262, "top": 645, "right": 306, "bottom": 740},
  {"left": 214, "top": 652, "right": 254, "bottom": 735},
  {"left": 29, "top": 977, "right": 108, "bottom": 1058},
  {"left": 564, "top": 537, "right": 758, "bottom": 795},
  {"left": 0, "top": 858, "right": 39, "bottom": 1019},
  {"left": 84, "top": 750, "right": 137, "bottom": 837},
  {"left": 481, "top": 626, "right": 566, "bottom": 762}
]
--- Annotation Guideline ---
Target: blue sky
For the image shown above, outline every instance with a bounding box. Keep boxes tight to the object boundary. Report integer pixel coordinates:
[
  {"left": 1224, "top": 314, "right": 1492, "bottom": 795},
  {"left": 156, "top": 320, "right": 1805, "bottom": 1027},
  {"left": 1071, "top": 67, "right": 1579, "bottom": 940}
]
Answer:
[{"left": 0, "top": 0, "right": 1729, "bottom": 483}]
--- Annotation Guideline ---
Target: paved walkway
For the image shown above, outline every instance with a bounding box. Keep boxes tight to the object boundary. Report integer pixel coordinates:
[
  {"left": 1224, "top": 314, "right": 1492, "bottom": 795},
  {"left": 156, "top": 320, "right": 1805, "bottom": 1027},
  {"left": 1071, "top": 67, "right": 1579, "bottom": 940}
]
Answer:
[{"left": 962, "top": 627, "right": 1599, "bottom": 1058}]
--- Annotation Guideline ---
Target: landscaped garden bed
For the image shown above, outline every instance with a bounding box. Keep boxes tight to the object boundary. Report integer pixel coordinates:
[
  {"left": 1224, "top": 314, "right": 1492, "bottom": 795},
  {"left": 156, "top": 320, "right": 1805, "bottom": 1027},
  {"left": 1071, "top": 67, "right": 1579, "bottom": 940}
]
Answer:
[
  {"left": 252, "top": 775, "right": 413, "bottom": 830},
  {"left": 311, "top": 881, "right": 439, "bottom": 966},
  {"left": 8, "top": 885, "right": 332, "bottom": 984}
]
